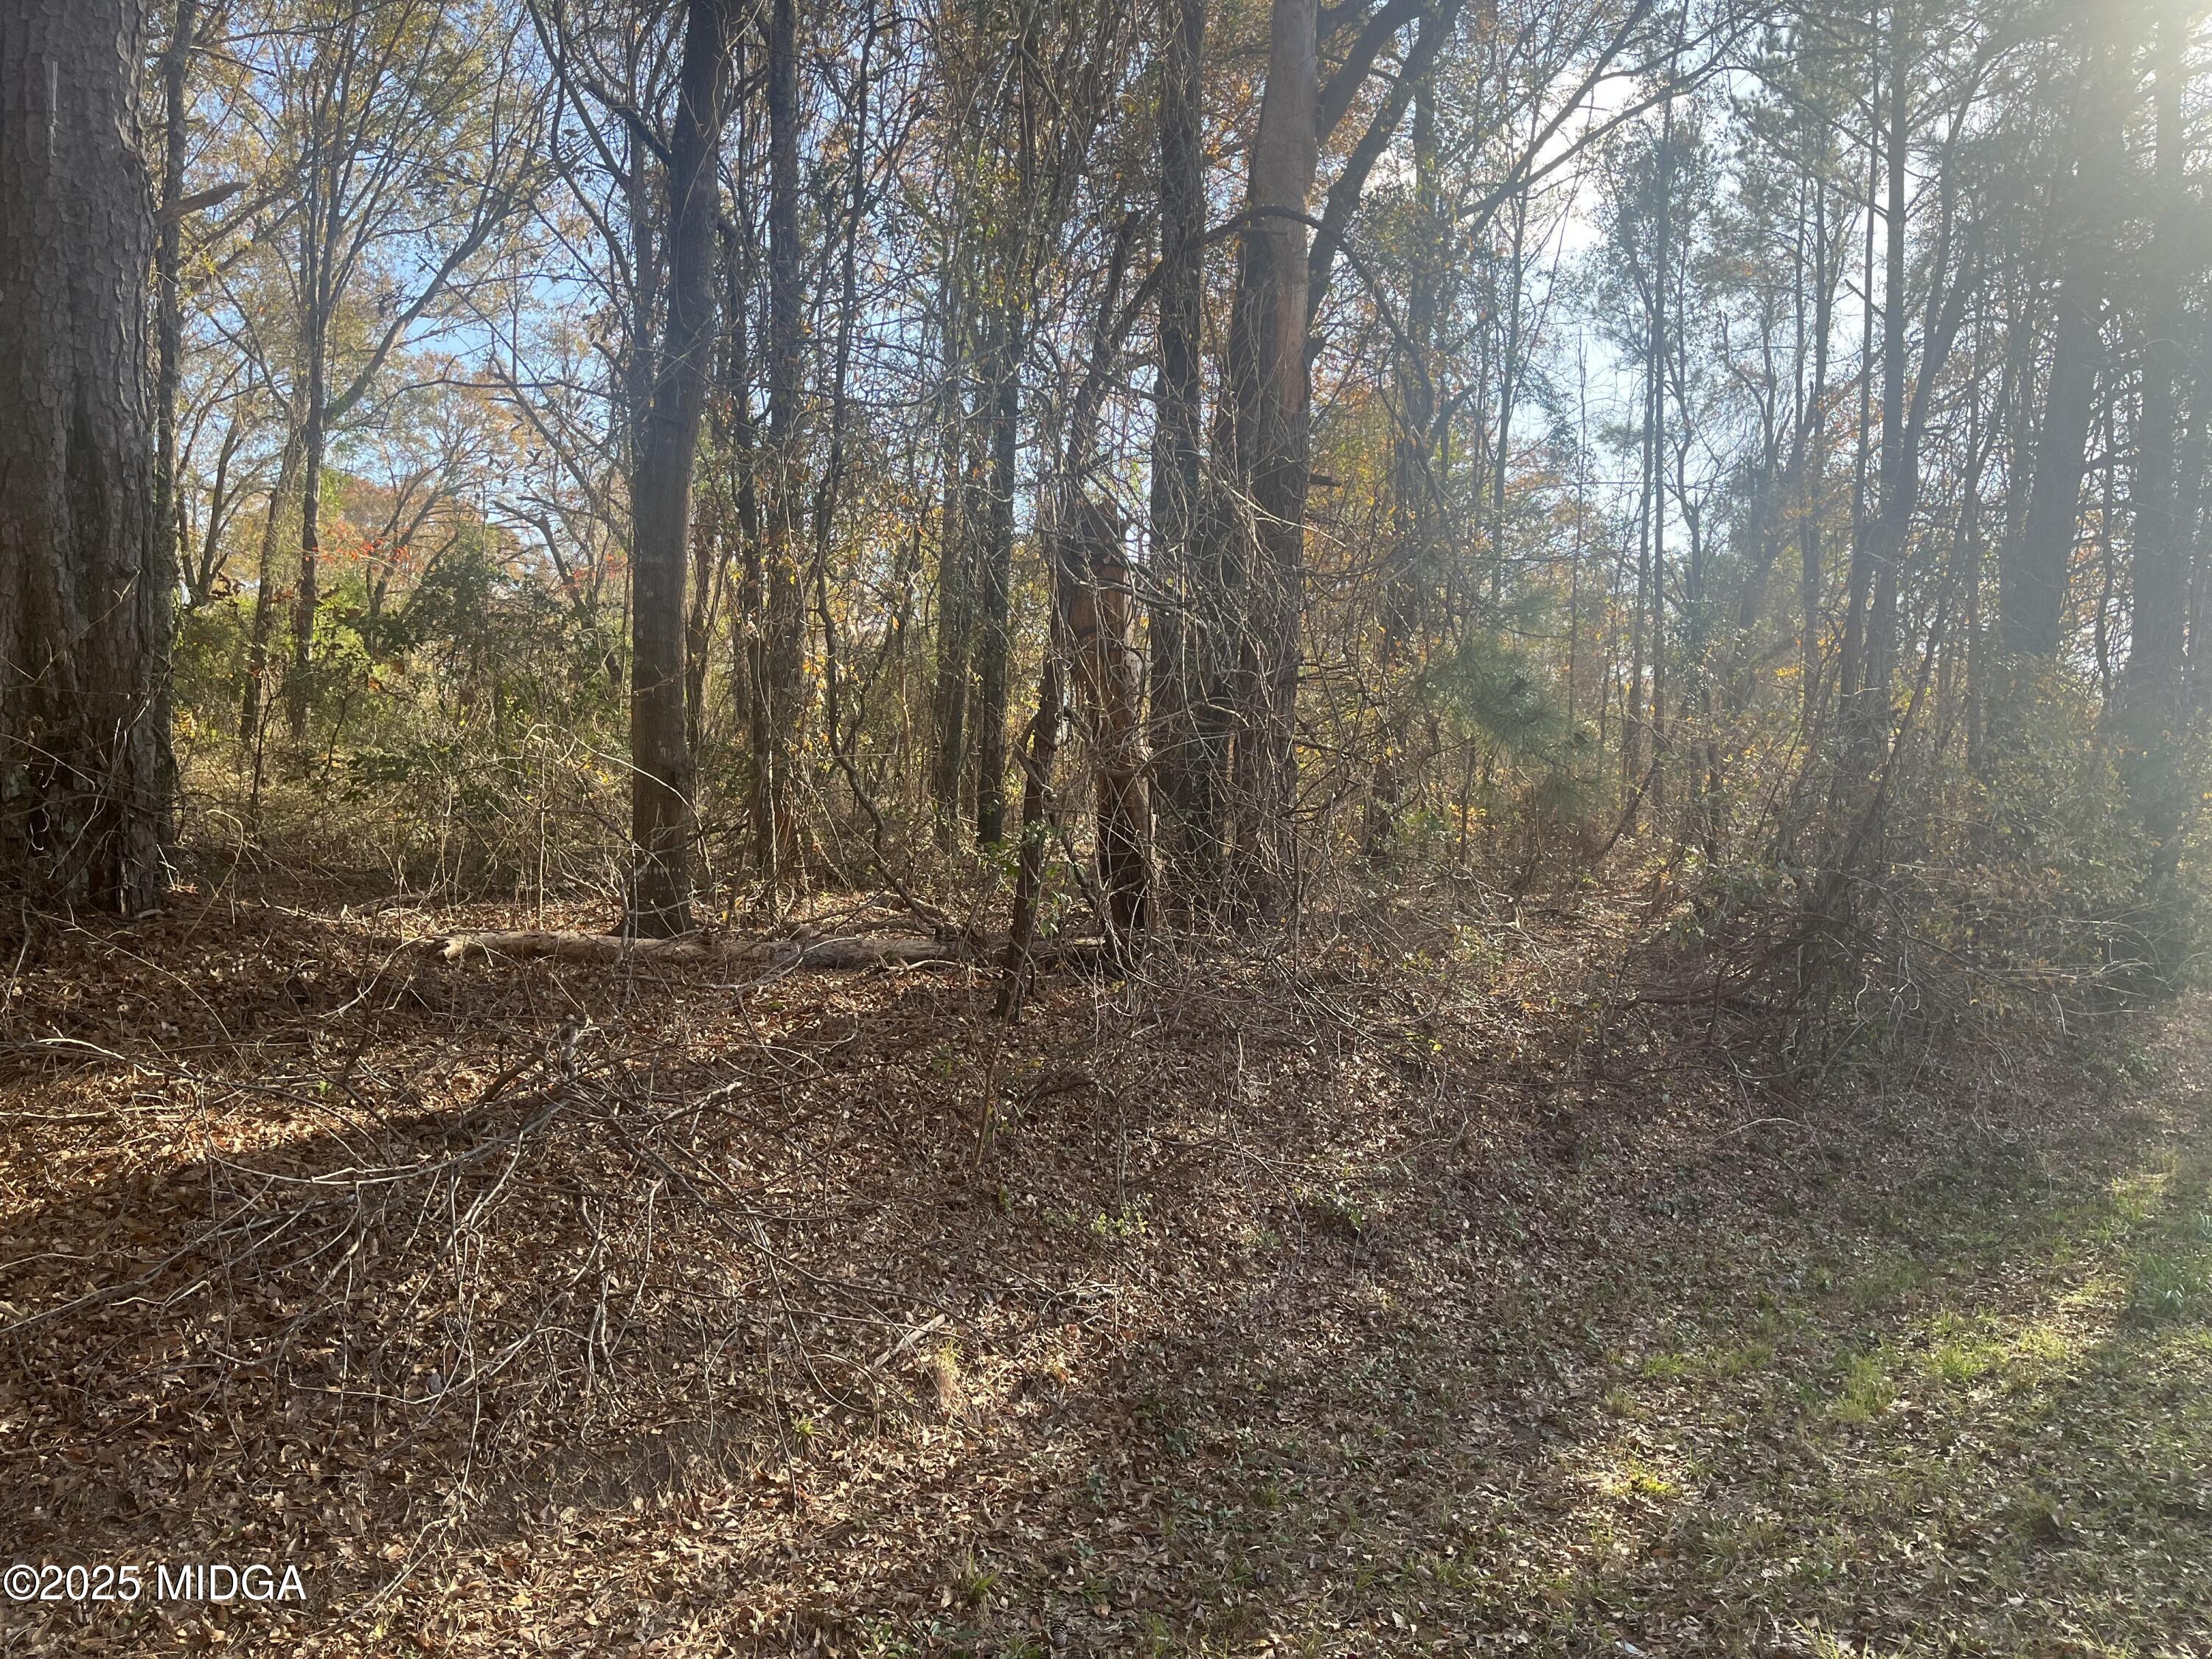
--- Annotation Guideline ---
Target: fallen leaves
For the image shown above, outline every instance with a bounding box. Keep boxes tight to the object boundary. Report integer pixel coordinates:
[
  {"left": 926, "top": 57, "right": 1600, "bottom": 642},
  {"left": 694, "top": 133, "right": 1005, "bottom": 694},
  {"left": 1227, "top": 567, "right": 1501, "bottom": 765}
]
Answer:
[{"left": 0, "top": 890, "right": 2208, "bottom": 1655}]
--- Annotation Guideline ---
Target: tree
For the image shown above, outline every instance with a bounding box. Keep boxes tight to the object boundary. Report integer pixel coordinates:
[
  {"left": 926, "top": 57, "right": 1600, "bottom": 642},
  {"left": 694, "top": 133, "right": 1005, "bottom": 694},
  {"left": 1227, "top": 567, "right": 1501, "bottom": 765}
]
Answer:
[
  {"left": 629, "top": 0, "right": 741, "bottom": 935},
  {"left": 1201, "top": 0, "right": 1467, "bottom": 911},
  {"left": 1997, "top": 14, "right": 2122, "bottom": 662},
  {"left": 2122, "top": 4, "right": 2191, "bottom": 894},
  {"left": 1147, "top": 0, "right": 1217, "bottom": 897},
  {"left": 0, "top": 0, "right": 168, "bottom": 912},
  {"left": 754, "top": 0, "right": 807, "bottom": 895},
  {"left": 1220, "top": 0, "right": 1322, "bottom": 913}
]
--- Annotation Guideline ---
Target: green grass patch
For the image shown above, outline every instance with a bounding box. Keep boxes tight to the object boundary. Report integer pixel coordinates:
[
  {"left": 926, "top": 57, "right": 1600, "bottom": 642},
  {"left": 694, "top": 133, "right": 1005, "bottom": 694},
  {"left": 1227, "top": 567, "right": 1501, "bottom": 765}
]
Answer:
[{"left": 1831, "top": 1351, "right": 1897, "bottom": 1423}]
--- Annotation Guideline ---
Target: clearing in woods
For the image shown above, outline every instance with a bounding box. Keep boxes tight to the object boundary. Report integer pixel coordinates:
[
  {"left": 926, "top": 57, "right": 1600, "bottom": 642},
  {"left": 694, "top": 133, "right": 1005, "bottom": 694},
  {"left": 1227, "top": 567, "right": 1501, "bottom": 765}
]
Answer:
[{"left": 1, "top": 887, "right": 2208, "bottom": 1655}]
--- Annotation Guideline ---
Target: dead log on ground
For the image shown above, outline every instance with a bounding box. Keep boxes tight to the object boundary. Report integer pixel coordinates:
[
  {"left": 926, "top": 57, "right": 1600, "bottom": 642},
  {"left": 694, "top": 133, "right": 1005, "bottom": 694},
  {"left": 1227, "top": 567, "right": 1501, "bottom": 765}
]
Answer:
[{"left": 429, "top": 931, "right": 970, "bottom": 970}]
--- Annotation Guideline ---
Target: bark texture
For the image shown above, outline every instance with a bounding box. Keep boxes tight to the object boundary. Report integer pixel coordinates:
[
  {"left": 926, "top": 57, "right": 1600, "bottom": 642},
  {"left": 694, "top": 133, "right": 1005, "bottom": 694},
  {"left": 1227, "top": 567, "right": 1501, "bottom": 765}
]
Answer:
[
  {"left": 1058, "top": 498, "right": 1151, "bottom": 950},
  {"left": 1222, "top": 0, "right": 1320, "bottom": 913},
  {"left": 0, "top": 0, "right": 168, "bottom": 913},
  {"left": 628, "top": 0, "right": 737, "bottom": 935}
]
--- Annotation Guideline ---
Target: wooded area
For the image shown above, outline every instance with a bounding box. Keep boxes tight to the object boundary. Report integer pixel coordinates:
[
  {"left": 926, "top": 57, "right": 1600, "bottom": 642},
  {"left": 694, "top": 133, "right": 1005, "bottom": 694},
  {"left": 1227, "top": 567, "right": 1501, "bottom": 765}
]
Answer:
[{"left": 3, "top": 0, "right": 2211, "bottom": 1650}]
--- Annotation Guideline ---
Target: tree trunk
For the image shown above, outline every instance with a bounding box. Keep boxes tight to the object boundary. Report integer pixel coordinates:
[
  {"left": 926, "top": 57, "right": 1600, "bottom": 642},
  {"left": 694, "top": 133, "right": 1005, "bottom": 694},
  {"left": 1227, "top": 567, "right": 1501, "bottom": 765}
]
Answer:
[
  {"left": 0, "top": 0, "right": 168, "bottom": 912},
  {"left": 1364, "top": 70, "right": 1439, "bottom": 864},
  {"left": 930, "top": 428, "right": 973, "bottom": 845},
  {"left": 288, "top": 349, "right": 325, "bottom": 740},
  {"left": 1998, "top": 34, "right": 2117, "bottom": 662},
  {"left": 1798, "top": 175, "right": 1832, "bottom": 734},
  {"left": 995, "top": 641, "right": 1065, "bottom": 1020},
  {"left": 2000, "top": 291, "right": 2096, "bottom": 659},
  {"left": 2123, "top": 18, "right": 2189, "bottom": 894},
  {"left": 1627, "top": 97, "right": 1674, "bottom": 819},
  {"left": 758, "top": 0, "right": 805, "bottom": 897},
  {"left": 972, "top": 310, "right": 1020, "bottom": 848},
  {"left": 2183, "top": 412, "right": 2211, "bottom": 713},
  {"left": 627, "top": 0, "right": 737, "bottom": 935},
  {"left": 1147, "top": 0, "right": 1216, "bottom": 897},
  {"left": 717, "top": 96, "right": 768, "bottom": 875},
  {"left": 1624, "top": 355, "right": 1649, "bottom": 801},
  {"left": 1057, "top": 499, "right": 1151, "bottom": 951},
  {"left": 1848, "top": 9, "right": 1909, "bottom": 771},
  {"left": 151, "top": 0, "right": 199, "bottom": 827},
  {"left": 1836, "top": 53, "right": 1881, "bottom": 725},
  {"left": 1223, "top": 0, "right": 1319, "bottom": 914},
  {"left": 1489, "top": 186, "right": 1526, "bottom": 608},
  {"left": 241, "top": 426, "right": 300, "bottom": 760}
]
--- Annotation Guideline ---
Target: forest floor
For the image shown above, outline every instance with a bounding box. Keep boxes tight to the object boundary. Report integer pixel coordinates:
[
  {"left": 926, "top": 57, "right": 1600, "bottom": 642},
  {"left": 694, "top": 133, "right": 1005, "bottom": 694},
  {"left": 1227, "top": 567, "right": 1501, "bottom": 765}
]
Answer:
[{"left": 1, "top": 877, "right": 2208, "bottom": 1657}]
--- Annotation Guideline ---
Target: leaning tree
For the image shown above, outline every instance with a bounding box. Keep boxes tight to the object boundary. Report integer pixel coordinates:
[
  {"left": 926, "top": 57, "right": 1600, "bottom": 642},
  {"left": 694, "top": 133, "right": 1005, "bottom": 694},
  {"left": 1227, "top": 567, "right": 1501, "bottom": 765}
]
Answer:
[{"left": 0, "top": 0, "right": 170, "bottom": 913}]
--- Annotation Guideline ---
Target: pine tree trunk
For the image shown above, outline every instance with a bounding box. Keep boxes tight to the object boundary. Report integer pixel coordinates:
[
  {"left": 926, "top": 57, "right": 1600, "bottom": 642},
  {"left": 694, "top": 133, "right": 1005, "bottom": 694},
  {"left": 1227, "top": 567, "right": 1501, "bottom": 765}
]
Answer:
[{"left": 0, "top": 0, "right": 168, "bottom": 912}]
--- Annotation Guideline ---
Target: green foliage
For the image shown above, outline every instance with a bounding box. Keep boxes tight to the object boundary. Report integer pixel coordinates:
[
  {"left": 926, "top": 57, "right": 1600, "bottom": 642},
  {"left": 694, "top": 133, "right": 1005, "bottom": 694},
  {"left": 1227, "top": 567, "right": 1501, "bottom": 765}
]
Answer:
[
  {"left": 1416, "top": 630, "right": 1606, "bottom": 855},
  {"left": 1938, "top": 666, "right": 2191, "bottom": 1009},
  {"left": 176, "top": 529, "right": 630, "bottom": 894},
  {"left": 173, "top": 599, "right": 253, "bottom": 739},
  {"left": 1420, "top": 632, "right": 1575, "bottom": 765}
]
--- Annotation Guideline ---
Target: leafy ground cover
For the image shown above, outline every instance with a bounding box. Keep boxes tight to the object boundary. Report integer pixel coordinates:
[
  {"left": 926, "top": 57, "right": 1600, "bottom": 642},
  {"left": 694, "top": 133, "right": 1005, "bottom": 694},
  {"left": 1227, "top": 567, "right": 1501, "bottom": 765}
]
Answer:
[{"left": 1, "top": 884, "right": 2207, "bottom": 1655}]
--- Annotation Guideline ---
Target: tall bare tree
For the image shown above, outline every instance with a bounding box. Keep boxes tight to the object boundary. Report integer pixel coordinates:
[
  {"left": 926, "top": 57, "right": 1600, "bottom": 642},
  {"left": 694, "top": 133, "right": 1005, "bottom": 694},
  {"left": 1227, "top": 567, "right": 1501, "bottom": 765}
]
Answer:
[{"left": 628, "top": 0, "right": 740, "bottom": 934}]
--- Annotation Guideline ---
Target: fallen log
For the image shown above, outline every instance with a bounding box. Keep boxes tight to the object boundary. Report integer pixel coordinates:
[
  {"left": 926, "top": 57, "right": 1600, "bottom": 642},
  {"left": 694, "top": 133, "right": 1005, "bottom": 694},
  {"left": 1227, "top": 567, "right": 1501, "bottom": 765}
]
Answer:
[{"left": 429, "top": 931, "right": 970, "bottom": 970}]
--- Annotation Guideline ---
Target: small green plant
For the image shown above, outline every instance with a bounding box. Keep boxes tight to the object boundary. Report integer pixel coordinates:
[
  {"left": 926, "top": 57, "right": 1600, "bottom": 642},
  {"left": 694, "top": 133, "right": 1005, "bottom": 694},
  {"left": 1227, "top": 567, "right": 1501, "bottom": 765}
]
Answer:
[
  {"left": 1091, "top": 1202, "right": 1149, "bottom": 1241},
  {"left": 2114, "top": 1038, "right": 2159, "bottom": 1082},
  {"left": 1298, "top": 1184, "right": 1368, "bottom": 1239},
  {"left": 2126, "top": 1249, "right": 2206, "bottom": 1325},
  {"left": 1703, "top": 1337, "right": 1777, "bottom": 1380},
  {"left": 1849, "top": 1252, "right": 1929, "bottom": 1311},
  {"left": 1615, "top": 1456, "right": 1680, "bottom": 1499},
  {"left": 950, "top": 1548, "right": 997, "bottom": 1609},
  {"left": 1926, "top": 1335, "right": 2003, "bottom": 1385},
  {"left": 1833, "top": 1354, "right": 1896, "bottom": 1424}
]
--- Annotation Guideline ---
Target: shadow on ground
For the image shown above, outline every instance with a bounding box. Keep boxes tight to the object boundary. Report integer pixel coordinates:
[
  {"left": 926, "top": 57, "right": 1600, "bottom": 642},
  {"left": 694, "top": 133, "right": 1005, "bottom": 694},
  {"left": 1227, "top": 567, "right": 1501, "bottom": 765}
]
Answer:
[{"left": 0, "top": 900, "right": 2206, "bottom": 1655}]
